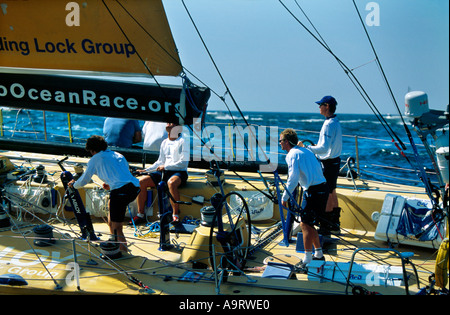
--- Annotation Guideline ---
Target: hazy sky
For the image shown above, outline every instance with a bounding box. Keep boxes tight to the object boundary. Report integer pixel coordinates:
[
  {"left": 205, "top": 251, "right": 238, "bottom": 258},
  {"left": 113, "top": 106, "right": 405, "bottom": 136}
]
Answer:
[{"left": 161, "top": 0, "right": 449, "bottom": 114}]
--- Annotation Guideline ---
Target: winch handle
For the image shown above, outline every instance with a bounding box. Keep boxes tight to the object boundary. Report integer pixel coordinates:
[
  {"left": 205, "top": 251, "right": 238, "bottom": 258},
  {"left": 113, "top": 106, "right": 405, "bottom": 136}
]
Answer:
[
  {"left": 209, "top": 159, "right": 221, "bottom": 172},
  {"left": 57, "top": 156, "right": 69, "bottom": 172},
  {"left": 209, "top": 159, "right": 223, "bottom": 180}
]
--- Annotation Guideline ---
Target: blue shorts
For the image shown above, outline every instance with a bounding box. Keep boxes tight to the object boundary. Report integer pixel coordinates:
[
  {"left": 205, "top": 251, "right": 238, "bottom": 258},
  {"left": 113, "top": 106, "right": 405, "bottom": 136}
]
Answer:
[{"left": 149, "top": 170, "right": 188, "bottom": 186}]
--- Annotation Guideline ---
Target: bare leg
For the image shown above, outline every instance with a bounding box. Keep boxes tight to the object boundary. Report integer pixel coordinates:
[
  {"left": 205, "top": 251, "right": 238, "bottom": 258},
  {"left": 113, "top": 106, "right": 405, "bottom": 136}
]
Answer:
[
  {"left": 110, "top": 222, "right": 127, "bottom": 252},
  {"left": 301, "top": 222, "right": 321, "bottom": 251},
  {"left": 325, "top": 189, "right": 338, "bottom": 212},
  {"left": 108, "top": 209, "right": 128, "bottom": 252},
  {"left": 167, "top": 175, "right": 182, "bottom": 221},
  {"left": 136, "top": 175, "right": 156, "bottom": 215}
]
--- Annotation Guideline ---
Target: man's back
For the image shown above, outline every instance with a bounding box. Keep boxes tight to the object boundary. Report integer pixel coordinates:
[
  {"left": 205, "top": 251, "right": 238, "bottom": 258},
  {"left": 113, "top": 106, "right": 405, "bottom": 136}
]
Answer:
[
  {"left": 285, "top": 146, "right": 326, "bottom": 194},
  {"left": 103, "top": 118, "right": 141, "bottom": 148}
]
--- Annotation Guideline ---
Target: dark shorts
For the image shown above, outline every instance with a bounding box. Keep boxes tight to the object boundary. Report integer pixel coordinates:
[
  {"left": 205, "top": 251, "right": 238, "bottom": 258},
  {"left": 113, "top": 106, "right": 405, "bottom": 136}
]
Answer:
[
  {"left": 149, "top": 170, "right": 188, "bottom": 186},
  {"left": 109, "top": 182, "right": 140, "bottom": 222},
  {"left": 320, "top": 157, "right": 341, "bottom": 191},
  {"left": 300, "top": 182, "right": 329, "bottom": 227}
]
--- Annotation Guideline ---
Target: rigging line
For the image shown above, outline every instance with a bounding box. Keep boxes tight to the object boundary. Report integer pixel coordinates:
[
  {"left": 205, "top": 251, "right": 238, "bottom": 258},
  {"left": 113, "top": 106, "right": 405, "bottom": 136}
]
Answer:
[
  {"left": 285, "top": 29, "right": 413, "bottom": 180},
  {"left": 3, "top": 194, "right": 82, "bottom": 238},
  {"left": 278, "top": 0, "right": 407, "bottom": 152},
  {"left": 274, "top": 1, "right": 442, "bottom": 262},
  {"left": 351, "top": 0, "right": 405, "bottom": 123},
  {"left": 180, "top": 0, "right": 246, "bottom": 124},
  {"left": 114, "top": 0, "right": 216, "bottom": 98},
  {"left": 349, "top": 1, "right": 414, "bottom": 153},
  {"left": 101, "top": 0, "right": 179, "bottom": 122},
  {"left": 115, "top": 0, "right": 236, "bottom": 137},
  {"left": 102, "top": 0, "right": 210, "bottom": 158},
  {"left": 351, "top": 1, "right": 439, "bottom": 205},
  {"left": 103, "top": 0, "right": 197, "bottom": 129},
  {"left": 181, "top": 0, "right": 271, "bottom": 164},
  {"left": 273, "top": 172, "right": 405, "bottom": 266},
  {"left": 4, "top": 188, "right": 153, "bottom": 290},
  {"left": 293, "top": 0, "right": 331, "bottom": 51},
  {"left": 179, "top": 0, "right": 246, "bottom": 132},
  {"left": 291, "top": 1, "right": 381, "bottom": 130},
  {"left": 287, "top": 1, "right": 400, "bottom": 145},
  {"left": 116, "top": 0, "right": 268, "bottom": 165},
  {"left": 114, "top": 0, "right": 257, "bottom": 145},
  {"left": 114, "top": 0, "right": 181, "bottom": 72},
  {"left": 179, "top": 2, "right": 251, "bottom": 130},
  {"left": 350, "top": 58, "right": 377, "bottom": 72},
  {"left": 4, "top": 211, "right": 62, "bottom": 289},
  {"left": 106, "top": 0, "right": 219, "bottom": 159},
  {"left": 101, "top": 0, "right": 162, "bottom": 90}
]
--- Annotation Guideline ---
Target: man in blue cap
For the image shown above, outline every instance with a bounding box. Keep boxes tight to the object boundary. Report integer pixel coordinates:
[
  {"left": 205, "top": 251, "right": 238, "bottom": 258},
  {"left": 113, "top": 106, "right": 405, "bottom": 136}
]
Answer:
[{"left": 299, "top": 95, "right": 342, "bottom": 236}]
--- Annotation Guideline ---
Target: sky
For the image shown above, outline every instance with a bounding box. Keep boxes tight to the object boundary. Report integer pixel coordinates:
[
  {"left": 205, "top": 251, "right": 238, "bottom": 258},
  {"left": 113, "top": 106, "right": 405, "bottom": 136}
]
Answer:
[{"left": 159, "top": 0, "right": 449, "bottom": 115}]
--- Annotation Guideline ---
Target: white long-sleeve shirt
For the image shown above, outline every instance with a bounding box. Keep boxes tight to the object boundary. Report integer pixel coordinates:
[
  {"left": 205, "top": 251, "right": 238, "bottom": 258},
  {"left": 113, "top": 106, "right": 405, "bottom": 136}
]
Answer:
[
  {"left": 308, "top": 115, "right": 342, "bottom": 160},
  {"left": 282, "top": 146, "right": 326, "bottom": 202},
  {"left": 142, "top": 121, "right": 168, "bottom": 152},
  {"left": 145, "top": 137, "right": 189, "bottom": 172},
  {"left": 74, "top": 150, "right": 139, "bottom": 190}
]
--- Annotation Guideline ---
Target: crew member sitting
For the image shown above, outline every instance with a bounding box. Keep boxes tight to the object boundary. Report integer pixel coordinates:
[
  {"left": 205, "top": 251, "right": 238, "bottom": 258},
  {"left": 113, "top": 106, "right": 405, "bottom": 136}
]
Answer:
[{"left": 132, "top": 123, "right": 189, "bottom": 224}]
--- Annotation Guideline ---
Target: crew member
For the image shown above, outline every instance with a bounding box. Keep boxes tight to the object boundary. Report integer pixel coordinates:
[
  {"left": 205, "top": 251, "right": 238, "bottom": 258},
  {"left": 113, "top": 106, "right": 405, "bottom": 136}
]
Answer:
[{"left": 280, "top": 128, "right": 328, "bottom": 264}]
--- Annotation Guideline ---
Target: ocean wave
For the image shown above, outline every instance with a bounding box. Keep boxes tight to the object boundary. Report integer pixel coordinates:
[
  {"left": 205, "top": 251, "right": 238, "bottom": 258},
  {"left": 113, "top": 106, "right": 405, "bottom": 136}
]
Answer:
[
  {"left": 71, "top": 125, "right": 92, "bottom": 132},
  {"left": 0, "top": 109, "right": 432, "bottom": 186},
  {"left": 288, "top": 118, "right": 323, "bottom": 123},
  {"left": 340, "top": 119, "right": 367, "bottom": 124},
  {"left": 214, "top": 114, "right": 249, "bottom": 120}
]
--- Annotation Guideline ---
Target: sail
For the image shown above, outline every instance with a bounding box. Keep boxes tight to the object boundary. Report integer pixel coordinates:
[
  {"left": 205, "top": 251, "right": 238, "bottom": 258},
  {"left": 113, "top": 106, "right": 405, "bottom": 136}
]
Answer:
[
  {"left": 0, "top": 0, "right": 182, "bottom": 76},
  {"left": 0, "top": 0, "right": 209, "bottom": 125}
]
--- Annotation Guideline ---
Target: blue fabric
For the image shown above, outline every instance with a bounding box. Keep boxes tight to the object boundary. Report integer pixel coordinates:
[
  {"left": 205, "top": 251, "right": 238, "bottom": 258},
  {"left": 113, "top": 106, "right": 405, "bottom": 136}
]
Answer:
[
  {"left": 0, "top": 274, "right": 28, "bottom": 286},
  {"left": 103, "top": 118, "right": 140, "bottom": 148},
  {"left": 396, "top": 202, "right": 440, "bottom": 241}
]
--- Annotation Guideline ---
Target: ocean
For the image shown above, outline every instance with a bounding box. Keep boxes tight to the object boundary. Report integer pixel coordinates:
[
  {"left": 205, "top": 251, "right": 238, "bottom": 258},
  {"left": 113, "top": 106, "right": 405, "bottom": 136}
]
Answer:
[{"left": 0, "top": 108, "right": 437, "bottom": 187}]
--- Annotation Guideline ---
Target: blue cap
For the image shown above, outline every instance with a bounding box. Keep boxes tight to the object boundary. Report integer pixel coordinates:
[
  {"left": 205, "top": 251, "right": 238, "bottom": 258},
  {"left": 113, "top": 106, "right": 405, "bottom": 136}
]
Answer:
[{"left": 315, "top": 96, "right": 337, "bottom": 106}]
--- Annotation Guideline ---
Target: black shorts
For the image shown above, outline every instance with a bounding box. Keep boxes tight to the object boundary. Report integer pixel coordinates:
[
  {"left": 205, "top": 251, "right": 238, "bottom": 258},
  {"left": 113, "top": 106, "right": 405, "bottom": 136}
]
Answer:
[
  {"left": 300, "top": 182, "right": 329, "bottom": 227},
  {"left": 149, "top": 170, "right": 188, "bottom": 186},
  {"left": 109, "top": 182, "right": 140, "bottom": 222},
  {"left": 320, "top": 157, "right": 341, "bottom": 191}
]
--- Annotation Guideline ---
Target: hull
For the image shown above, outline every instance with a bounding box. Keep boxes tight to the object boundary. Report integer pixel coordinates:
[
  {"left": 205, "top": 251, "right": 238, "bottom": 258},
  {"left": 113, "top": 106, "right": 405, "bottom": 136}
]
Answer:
[{"left": 1, "top": 150, "right": 446, "bottom": 296}]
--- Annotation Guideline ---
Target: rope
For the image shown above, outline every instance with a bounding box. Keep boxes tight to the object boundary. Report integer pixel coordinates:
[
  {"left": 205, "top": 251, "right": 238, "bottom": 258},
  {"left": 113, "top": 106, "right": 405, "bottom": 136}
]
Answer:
[
  {"left": 101, "top": 0, "right": 230, "bottom": 166},
  {"left": 350, "top": 0, "right": 439, "bottom": 208},
  {"left": 12, "top": 109, "right": 39, "bottom": 140},
  {"left": 4, "top": 210, "right": 62, "bottom": 289},
  {"left": 181, "top": 0, "right": 271, "bottom": 165},
  {"left": 0, "top": 108, "right": 4, "bottom": 137},
  {"left": 279, "top": 0, "right": 441, "bottom": 208},
  {"left": 278, "top": 0, "right": 407, "bottom": 152}
]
